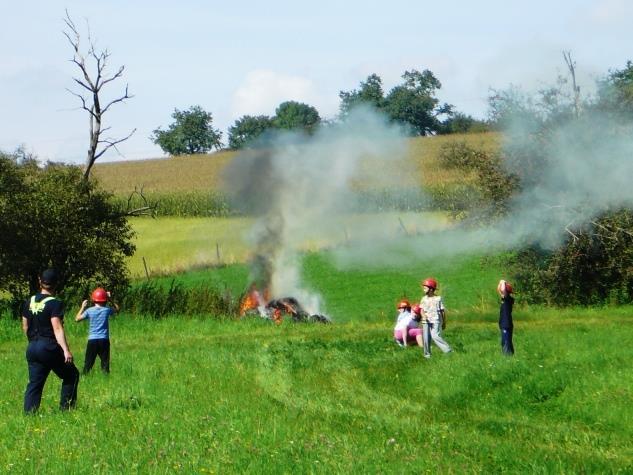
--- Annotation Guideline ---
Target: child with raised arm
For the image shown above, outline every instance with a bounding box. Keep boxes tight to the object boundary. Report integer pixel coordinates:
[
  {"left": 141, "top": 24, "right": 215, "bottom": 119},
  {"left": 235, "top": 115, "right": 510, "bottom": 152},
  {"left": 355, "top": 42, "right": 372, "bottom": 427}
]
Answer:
[
  {"left": 497, "top": 280, "right": 515, "bottom": 355},
  {"left": 75, "top": 288, "right": 119, "bottom": 374}
]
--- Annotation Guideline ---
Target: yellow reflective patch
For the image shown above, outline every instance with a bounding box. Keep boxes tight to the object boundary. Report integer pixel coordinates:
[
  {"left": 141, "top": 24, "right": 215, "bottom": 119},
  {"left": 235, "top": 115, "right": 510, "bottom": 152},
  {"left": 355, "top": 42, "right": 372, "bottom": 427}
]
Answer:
[{"left": 29, "top": 296, "right": 55, "bottom": 314}]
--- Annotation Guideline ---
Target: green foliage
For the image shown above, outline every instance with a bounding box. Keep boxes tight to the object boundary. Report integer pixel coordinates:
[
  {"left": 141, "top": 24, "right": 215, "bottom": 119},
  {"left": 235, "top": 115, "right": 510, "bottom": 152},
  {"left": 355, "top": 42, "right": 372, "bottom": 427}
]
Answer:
[
  {"left": 273, "top": 101, "right": 321, "bottom": 133},
  {"left": 488, "top": 62, "right": 633, "bottom": 305},
  {"left": 437, "top": 141, "right": 519, "bottom": 221},
  {"left": 0, "top": 152, "right": 134, "bottom": 304},
  {"left": 338, "top": 73, "right": 385, "bottom": 117},
  {"left": 121, "top": 279, "right": 238, "bottom": 318},
  {"left": 227, "top": 115, "right": 275, "bottom": 150},
  {"left": 151, "top": 105, "right": 223, "bottom": 156},
  {"left": 438, "top": 112, "right": 490, "bottom": 134},
  {"left": 384, "top": 69, "right": 452, "bottom": 135},
  {"left": 509, "top": 210, "right": 633, "bottom": 305},
  {"left": 595, "top": 60, "right": 633, "bottom": 119}
]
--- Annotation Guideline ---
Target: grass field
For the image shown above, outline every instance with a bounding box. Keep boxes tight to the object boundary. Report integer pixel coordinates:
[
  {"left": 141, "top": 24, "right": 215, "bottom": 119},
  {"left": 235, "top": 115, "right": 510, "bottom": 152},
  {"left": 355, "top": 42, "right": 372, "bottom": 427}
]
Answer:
[
  {"left": 128, "top": 212, "right": 451, "bottom": 278},
  {"left": 2, "top": 236, "right": 633, "bottom": 472},
  {"left": 1, "top": 259, "right": 632, "bottom": 472}
]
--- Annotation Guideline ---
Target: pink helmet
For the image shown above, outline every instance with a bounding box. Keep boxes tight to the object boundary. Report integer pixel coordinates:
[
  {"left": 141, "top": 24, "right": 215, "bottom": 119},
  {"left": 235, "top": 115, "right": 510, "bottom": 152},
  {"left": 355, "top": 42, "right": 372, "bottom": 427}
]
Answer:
[{"left": 421, "top": 278, "right": 437, "bottom": 290}]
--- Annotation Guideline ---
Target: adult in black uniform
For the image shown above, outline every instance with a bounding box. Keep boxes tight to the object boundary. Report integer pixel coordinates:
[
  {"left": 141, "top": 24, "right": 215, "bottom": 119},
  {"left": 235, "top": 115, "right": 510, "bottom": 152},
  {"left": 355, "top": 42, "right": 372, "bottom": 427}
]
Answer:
[{"left": 22, "top": 269, "right": 79, "bottom": 413}]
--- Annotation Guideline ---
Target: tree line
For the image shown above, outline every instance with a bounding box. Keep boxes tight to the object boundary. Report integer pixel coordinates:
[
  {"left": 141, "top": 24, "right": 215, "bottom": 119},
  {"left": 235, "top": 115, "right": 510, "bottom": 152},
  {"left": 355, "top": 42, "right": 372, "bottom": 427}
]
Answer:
[{"left": 151, "top": 68, "right": 490, "bottom": 156}]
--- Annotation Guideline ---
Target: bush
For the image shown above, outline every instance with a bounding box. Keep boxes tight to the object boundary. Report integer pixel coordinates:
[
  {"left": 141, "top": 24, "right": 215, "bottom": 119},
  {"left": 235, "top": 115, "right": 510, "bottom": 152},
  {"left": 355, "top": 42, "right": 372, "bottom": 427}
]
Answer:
[
  {"left": 436, "top": 141, "right": 519, "bottom": 221},
  {"left": 508, "top": 209, "right": 633, "bottom": 305},
  {"left": 121, "top": 280, "right": 239, "bottom": 318}
]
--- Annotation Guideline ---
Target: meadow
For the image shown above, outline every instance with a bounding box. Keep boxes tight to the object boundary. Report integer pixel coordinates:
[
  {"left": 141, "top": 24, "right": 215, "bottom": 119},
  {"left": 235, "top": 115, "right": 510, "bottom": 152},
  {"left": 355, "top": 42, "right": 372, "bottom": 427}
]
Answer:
[
  {"left": 127, "top": 211, "right": 450, "bottom": 277},
  {"left": 2, "top": 131, "right": 632, "bottom": 473},
  {"left": 1, "top": 249, "right": 632, "bottom": 473}
]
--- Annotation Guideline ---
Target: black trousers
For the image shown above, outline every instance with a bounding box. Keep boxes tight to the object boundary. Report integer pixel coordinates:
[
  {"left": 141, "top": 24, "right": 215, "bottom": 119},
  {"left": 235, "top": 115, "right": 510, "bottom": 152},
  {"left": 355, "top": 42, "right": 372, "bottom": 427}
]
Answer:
[
  {"left": 25, "top": 339, "right": 79, "bottom": 413},
  {"left": 83, "top": 338, "right": 110, "bottom": 374},
  {"left": 500, "top": 327, "right": 515, "bottom": 355}
]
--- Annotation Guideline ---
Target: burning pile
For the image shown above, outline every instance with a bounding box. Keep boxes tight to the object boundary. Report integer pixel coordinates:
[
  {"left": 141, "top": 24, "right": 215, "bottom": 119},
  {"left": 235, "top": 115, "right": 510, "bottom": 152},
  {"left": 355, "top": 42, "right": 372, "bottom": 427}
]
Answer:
[{"left": 240, "top": 285, "right": 331, "bottom": 324}]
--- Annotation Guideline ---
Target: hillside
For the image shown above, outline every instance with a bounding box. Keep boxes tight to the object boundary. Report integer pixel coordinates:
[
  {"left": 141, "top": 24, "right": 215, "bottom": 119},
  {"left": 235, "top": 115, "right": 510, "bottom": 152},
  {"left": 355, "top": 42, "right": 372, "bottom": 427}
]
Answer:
[{"left": 93, "top": 132, "right": 501, "bottom": 195}]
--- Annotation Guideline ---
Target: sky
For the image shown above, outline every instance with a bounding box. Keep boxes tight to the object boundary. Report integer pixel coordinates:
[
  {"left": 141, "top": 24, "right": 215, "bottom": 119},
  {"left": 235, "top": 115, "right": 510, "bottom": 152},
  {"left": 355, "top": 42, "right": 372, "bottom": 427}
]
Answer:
[{"left": 1, "top": 0, "right": 632, "bottom": 164}]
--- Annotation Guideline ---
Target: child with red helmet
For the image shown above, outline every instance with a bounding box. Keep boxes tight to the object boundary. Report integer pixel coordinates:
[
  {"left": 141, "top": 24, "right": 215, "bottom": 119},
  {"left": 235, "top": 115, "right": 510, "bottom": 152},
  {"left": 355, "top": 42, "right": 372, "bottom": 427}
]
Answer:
[
  {"left": 75, "top": 288, "right": 119, "bottom": 374},
  {"left": 497, "top": 280, "right": 515, "bottom": 355},
  {"left": 419, "top": 278, "right": 452, "bottom": 358},
  {"left": 393, "top": 300, "right": 424, "bottom": 349}
]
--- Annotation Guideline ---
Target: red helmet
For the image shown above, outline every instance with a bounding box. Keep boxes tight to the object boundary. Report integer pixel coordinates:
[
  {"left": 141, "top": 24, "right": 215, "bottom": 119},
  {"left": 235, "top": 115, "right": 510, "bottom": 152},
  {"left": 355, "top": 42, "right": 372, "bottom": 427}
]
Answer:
[
  {"left": 91, "top": 288, "right": 108, "bottom": 303},
  {"left": 397, "top": 299, "right": 411, "bottom": 310},
  {"left": 421, "top": 278, "right": 437, "bottom": 290},
  {"left": 412, "top": 304, "right": 422, "bottom": 315}
]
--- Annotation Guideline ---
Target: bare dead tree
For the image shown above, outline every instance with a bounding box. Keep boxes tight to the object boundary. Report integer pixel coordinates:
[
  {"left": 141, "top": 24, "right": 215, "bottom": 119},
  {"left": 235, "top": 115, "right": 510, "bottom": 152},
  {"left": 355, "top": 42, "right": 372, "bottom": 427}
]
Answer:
[
  {"left": 63, "top": 10, "right": 136, "bottom": 181},
  {"left": 562, "top": 50, "right": 581, "bottom": 118},
  {"left": 125, "top": 185, "right": 157, "bottom": 217}
]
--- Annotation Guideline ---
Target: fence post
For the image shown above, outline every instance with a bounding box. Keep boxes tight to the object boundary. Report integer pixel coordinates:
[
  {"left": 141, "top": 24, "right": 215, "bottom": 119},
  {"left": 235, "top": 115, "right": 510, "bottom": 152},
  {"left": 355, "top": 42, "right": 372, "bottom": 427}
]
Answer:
[{"left": 142, "top": 256, "right": 150, "bottom": 280}]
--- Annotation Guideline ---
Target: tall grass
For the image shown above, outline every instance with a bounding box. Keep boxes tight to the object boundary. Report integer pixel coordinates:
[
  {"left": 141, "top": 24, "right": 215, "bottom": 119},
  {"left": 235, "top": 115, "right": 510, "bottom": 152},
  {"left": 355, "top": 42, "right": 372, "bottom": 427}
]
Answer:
[{"left": 113, "top": 191, "right": 233, "bottom": 217}]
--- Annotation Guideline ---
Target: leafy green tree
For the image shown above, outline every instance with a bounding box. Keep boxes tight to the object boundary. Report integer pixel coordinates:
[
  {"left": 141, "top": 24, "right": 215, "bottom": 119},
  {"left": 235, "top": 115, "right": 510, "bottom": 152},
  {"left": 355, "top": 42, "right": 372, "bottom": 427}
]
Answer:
[
  {"left": 152, "top": 106, "right": 223, "bottom": 156},
  {"left": 273, "top": 101, "right": 320, "bottom": 133},
  {"left": 227, "top": 115, "right": 275, "bottom": 149},
  {"left": 438, "top": 113, "right": 489, "bottom": 134},
  {"left": 596, "top": 60, "right": 633, "bottom": 118},
  {"left": 384, "top": 69, "right": 452, "bottom": 135},
  {"left": 0, "top": 151, "right": 135, "bottom": 303},
  {"left": 338, "top": 73, "right": 385, "bottom": 117}
]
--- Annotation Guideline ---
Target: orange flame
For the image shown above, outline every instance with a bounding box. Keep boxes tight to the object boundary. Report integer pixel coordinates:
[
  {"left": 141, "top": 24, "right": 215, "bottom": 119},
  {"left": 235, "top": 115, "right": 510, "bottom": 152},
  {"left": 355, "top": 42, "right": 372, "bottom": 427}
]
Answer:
[{"left": 239, "top": 285, "right": 270, "bottom": 316}]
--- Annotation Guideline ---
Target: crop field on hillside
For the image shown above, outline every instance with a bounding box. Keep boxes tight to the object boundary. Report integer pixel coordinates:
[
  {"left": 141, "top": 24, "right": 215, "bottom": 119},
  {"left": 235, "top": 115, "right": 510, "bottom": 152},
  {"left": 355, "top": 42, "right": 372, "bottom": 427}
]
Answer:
[{"left": 93, "top": 133, "right": 500, "bottom": 196}]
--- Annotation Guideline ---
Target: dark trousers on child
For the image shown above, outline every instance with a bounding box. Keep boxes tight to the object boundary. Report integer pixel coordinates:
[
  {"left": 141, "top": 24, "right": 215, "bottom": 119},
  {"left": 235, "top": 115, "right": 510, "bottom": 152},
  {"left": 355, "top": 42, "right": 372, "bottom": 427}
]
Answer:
[
  {"left": 500, "top": 327, "right": 514, "bottom": 355},
  {"left": 25, "top": 338, "right": 80, "bottom": 413},
  {"left": 83, "top": 338, "right": 110, "bottom": 374}
]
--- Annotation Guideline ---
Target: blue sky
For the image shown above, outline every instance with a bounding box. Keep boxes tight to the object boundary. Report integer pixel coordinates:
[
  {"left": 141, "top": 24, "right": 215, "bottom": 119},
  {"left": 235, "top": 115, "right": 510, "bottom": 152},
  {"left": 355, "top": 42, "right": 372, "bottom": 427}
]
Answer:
[{"left": 1, "top": 0, "right": 632, "bottom": 163}]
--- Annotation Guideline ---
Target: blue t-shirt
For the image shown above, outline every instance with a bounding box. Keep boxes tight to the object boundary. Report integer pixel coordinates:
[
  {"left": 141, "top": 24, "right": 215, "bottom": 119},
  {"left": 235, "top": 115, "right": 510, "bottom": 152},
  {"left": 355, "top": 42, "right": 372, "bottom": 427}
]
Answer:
[{"left": 83, "top": 305, "right": 115, "bottom": 340}]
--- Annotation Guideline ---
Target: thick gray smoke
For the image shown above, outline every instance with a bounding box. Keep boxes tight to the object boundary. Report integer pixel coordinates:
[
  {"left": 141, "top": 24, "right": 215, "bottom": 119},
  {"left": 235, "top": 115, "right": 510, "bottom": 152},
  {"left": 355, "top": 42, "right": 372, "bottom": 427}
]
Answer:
[
  {"left": 334, "top": 113, "right": 633, "bottom": 266},
  {"left": 223, "top": 107, "right": 412, "bottom": 313},
  {"left": 224, "top": 105, "right": 633, "bottom": 306}
]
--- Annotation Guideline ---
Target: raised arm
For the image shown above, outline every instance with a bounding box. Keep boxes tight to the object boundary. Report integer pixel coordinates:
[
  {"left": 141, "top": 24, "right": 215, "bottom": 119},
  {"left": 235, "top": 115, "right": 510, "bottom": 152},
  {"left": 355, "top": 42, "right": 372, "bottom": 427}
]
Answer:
[{"left": 75, "top": 300, "right": 89, "bottom": 322}]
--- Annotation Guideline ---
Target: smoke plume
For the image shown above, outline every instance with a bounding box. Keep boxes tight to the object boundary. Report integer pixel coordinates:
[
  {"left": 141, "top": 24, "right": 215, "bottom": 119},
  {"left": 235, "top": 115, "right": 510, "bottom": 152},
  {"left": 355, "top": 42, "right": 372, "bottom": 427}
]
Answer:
[
  {"left": 223, "top": 107, "right": 412, "bottom": 313},
  {"left": 334, "top": 113, "right": 633, "bottom": 266},
  {"left": 224, "top": 104, "right": 633, "bottom": 311}
]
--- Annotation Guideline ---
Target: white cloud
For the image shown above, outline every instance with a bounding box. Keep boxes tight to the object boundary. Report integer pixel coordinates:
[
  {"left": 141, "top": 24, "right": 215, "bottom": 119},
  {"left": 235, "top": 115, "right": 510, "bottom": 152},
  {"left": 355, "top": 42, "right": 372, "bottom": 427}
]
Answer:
[
  {"left": 587, "top": 0, "right": 633, "bottom": 24},
  {"left": 230, "top": 70, "right": 322, "bottom": 119}
]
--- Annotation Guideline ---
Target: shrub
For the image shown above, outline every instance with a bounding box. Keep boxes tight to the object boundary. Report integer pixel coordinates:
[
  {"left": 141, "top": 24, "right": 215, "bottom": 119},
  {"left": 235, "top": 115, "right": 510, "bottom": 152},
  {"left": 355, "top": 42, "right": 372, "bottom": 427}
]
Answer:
[
  {"left": 436, "top": 141, "right": 519, "bottom": 221},
  {"left": 121, "top": 280, "right": 239, "bottom": 318},
  {"left": 508, "top": 209, "right": 633, "bottom": 305}
]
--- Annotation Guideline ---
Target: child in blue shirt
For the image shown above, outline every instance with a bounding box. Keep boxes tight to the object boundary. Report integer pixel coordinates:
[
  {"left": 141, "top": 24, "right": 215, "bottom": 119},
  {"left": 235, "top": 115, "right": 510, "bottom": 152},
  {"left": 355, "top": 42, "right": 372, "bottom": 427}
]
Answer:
[{"left": 75, "top": 288, "right": 119, "bottom": 374}]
